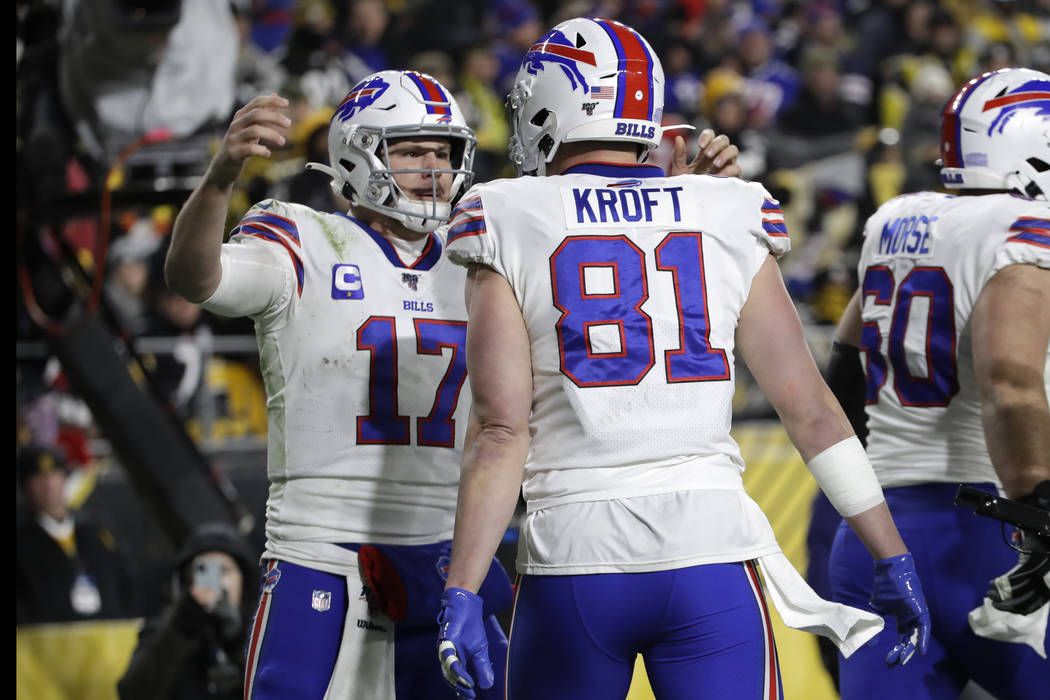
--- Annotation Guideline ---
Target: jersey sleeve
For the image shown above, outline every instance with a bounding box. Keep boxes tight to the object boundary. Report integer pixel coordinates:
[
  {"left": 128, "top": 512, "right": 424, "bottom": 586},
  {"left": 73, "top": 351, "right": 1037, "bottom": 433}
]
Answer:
[
  {"left": 745, "top": 181, "right": 791, "bottom": 258},
  {"left": 990, "top": 214, "right": 1050, "bottom": 275},
  {"left": 201, "top": 200, "right": 299, "bottom": 319},
  {"left": 444, "top": 187, "right": 508, "bottom": 278}
]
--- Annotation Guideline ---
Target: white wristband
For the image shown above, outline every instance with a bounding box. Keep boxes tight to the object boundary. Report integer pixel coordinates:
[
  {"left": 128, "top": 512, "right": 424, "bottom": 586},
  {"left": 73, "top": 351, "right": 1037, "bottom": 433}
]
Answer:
[{"left": 806, "top": 436, "right": 885, "bottom": 517}]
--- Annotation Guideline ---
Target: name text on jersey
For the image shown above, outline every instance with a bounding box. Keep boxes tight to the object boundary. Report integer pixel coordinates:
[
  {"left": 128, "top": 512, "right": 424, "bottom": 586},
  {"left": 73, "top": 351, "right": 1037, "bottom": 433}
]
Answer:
[{"left": 571, "top": 186, "right": 684, "bottom": 224}]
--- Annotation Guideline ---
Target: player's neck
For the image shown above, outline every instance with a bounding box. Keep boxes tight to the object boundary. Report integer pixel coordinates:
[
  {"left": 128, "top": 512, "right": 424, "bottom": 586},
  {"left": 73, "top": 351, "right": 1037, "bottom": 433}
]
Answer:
[
  {"left": 548, "top": 141, "right": 638, "bottom": 175},
  {"left": 352, "top": 206, "right": 430, "bottom": 245}
]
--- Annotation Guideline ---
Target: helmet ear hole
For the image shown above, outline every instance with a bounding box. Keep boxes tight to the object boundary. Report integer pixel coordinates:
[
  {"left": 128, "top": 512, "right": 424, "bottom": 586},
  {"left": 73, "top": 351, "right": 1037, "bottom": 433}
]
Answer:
[
  {"left": 539, "top": 134, "right": 555, "bottom": 156},
  {"left": 339, "top": 159, "right": 358, "bottom": 200},
  {"left": 531, "top": 109, "right": 550, "bottom": 127},
  {"left": 1027, "top": 158, "right": 1050, "bottom": 173}
]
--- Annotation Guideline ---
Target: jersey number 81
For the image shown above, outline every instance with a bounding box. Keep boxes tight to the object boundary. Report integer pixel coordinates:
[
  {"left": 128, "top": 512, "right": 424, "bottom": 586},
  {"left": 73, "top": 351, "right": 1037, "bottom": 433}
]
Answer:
[{"left": 550, "top": 233, "right": 731, "bottom": 387}]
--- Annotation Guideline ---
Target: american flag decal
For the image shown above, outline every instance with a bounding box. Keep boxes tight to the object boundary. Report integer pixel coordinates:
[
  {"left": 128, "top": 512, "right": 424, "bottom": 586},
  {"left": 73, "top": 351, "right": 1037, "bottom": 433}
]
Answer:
[{"left": 591, "top": 86, "right": 614, "bottom": 100}]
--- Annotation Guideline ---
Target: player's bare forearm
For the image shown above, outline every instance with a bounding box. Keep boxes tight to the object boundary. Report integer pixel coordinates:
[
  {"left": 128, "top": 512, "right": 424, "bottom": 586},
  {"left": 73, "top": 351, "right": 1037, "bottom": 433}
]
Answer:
[
  {"left": 166, "top": 94, "right": 291, "bottom": 302},
  {"left": 973, "top": 263, "right": 1050, "bottom": 499},
  {"left": 446, "top": 414, "right": 529, "bottom": 592},
  {"left": 166, "top": 180, "right": 236, "bottom": 302},
  {"left": 447, "top": 264, "right": 534, "bottom": 592},
  {"left": 843, "top": 501, "right": 908, "bottom": 560},
  {"left": 738, "top": 255, "right": 855, "bottom": 460},
  {"left": 982, "top": 392, "right": 1050, "bottom": 499},
  {"left": 834, "top": 289, "right": 862, "bottom": 346}
]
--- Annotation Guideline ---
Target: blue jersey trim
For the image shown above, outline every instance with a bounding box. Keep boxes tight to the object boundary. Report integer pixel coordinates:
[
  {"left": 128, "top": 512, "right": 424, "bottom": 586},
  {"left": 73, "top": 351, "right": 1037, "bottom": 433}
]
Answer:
[
  {"left": 561, "top": 162, "right": 666, "bottom": 179},
  {"left": 342, "top": 215, "right": 445, "bottom": 270}
]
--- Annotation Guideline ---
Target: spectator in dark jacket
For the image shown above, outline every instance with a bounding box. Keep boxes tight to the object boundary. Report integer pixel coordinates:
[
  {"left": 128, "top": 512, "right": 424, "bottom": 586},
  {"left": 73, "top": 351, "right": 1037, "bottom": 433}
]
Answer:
[
  {"left": 118, "top": 521, "right": 258, "bottom": 700},
  {"left": 16, "top": 444, "right": 139, "bottom": 625}
]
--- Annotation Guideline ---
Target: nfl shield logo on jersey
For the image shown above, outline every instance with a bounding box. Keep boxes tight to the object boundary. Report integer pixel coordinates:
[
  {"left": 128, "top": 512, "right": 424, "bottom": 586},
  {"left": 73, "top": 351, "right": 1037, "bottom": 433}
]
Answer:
[
  {"left": 402, "top": 273, "right": 419, "bottom": 291},
  {"left": 312, "top": 590, "right": 332, "bottom": 612}
]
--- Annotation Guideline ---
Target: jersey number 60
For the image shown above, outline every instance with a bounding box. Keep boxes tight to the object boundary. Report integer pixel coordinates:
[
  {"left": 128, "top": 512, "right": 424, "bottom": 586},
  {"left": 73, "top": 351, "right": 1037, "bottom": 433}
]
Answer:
[{"left": 860, "top": 265, "right": 959, "bottom": 407}]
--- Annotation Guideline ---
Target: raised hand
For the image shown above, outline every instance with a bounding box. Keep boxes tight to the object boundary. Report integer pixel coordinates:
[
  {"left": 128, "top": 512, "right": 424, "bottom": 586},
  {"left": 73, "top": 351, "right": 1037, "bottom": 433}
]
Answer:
[
  {"left": 670, "top": 128, "right": 742, "bottom": 178},
  {"left": 207, "top": 94, "right": 291, "bottom": 189}
]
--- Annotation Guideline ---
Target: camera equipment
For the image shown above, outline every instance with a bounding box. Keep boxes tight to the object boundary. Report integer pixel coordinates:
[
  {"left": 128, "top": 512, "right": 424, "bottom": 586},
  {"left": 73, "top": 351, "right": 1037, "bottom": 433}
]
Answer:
[
  {"left": 954, "top": 485, "right": 1050, "bottom": 539},
  {"left": 193, "top": 557, "right": 226, "bottom": 596}
]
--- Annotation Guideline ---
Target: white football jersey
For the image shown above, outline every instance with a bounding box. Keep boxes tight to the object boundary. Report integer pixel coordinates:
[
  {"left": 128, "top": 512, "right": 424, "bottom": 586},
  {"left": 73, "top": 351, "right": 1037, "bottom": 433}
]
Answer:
[
  {"left": 446, "top": 163, "right": 790, "bottom": 574},
  {"left": 857, "top": 192, "right": 1050, "bottom": 488},
  {"left": 203, "top": 200, "right": 470, "bottom": 574}
]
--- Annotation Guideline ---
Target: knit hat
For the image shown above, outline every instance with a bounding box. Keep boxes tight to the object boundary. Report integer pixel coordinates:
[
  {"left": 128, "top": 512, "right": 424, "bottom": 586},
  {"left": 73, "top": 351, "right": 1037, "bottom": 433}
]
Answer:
[
  {"left": 16, "top": 444, "right": 68, "bottom": 489},
  {"left": 174, "top": 521, "right": 256, "bottom": 584}
]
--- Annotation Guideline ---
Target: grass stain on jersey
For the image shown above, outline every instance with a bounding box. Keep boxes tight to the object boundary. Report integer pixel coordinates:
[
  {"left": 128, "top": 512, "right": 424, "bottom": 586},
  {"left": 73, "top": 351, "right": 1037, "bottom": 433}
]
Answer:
[{"left": 309, "top": 210, "right": 350, "bottom": 259}]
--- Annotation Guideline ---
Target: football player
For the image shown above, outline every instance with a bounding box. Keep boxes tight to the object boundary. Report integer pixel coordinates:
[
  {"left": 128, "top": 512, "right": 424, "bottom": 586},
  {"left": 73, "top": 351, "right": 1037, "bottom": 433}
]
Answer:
[
  {"left": 164, "top": 70, "right": 515, "bottom": 699},
  {"left": 434, "top": 17, "right": 930, "bottom": 700},
  {"left": 825, "top": 67, "right": 1050, "bottom": 699},
  {"left": 163, "top": 68, "right": 742, "bottom": 699}
]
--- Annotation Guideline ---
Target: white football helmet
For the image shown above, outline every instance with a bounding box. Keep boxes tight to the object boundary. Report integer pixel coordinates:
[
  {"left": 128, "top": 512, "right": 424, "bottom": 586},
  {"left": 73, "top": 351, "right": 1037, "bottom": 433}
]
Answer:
[
  {"left": 307, "top": 70, "right": 476, "bottom": 231},
  {"left": 939, "top": 67, "right": 1050, "bottom": 200},
  {"left": 507, "top": 17, "right": 666, "bottom": 176}
]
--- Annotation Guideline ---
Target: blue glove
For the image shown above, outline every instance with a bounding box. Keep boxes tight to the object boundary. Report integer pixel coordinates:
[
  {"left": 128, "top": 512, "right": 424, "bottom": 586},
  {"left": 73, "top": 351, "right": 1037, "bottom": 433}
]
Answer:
[
  {"left": 869, "top": 552, "right": 931, "bottom": 667},
  {"left": 437, "top": 587, "right": 493, "bottom": 699}
]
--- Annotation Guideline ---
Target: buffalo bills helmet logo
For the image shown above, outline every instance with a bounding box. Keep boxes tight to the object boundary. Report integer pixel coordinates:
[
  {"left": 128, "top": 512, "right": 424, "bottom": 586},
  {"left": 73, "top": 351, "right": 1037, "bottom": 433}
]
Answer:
[
  {"left": 335, "top": 76, "right": 391, "bottom": 121},
  {"left": 984, "top": 77, "right": 1050, "bottom": 135},
  {"left": 522, "top": 28, "right": 595, "bottom": 93}
]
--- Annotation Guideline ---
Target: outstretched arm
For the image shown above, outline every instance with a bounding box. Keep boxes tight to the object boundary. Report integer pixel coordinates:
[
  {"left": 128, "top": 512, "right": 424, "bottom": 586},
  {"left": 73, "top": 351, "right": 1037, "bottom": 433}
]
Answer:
[{"left": 165, "top": 94, "right": 290, "bottom": 302}]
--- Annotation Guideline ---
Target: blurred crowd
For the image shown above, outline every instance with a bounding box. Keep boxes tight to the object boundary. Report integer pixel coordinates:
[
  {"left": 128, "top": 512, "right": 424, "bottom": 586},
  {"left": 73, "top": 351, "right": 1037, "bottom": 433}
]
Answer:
[
  {"left": 18, "top": 0, "right": 1050, "bottom": 329},
  {"left": 14, "top": 0, "right": 1050, "bottom": 621}
]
